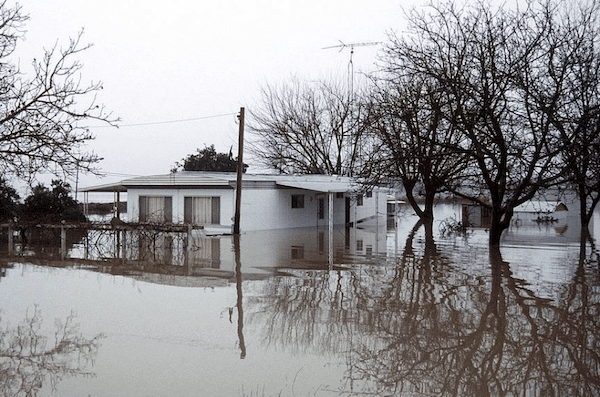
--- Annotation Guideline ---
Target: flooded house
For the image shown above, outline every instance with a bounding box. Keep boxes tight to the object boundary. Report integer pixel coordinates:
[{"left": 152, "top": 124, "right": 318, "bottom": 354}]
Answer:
[
  {"left": 462, "top": 197, "right": 572, "bottom": 229},
  {"left": 77, "top": 172, "right": 393, "bottom": 275},
  {"left": 81, "top": 172, "right": 390, "bottom": 234},
  {"left": 512, "top": 200, "right": 569, "bottom": 224}
]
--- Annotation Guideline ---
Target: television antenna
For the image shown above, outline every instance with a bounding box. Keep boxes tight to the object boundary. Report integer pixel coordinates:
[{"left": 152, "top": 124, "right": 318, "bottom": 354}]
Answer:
[
  {"left": 323, "top": 41, "right": 380, "bottom": 176},
  {"left": 323, "top": 40, "right": 380, "bottom": 98}
]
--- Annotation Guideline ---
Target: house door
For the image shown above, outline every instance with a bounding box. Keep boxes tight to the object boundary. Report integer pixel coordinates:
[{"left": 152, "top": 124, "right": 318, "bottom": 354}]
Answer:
[
  {"left": 345, "top": 196, "right": 351, "bottom": 225},
  {"left": 318, "top": 197, "right": 325, "bottom": 220}
]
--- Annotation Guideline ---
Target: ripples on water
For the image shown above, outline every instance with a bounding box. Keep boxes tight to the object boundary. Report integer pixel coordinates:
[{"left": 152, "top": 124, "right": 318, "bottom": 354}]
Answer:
[{"left": 0, "top": 204, "right": 598, "bottom": 396}]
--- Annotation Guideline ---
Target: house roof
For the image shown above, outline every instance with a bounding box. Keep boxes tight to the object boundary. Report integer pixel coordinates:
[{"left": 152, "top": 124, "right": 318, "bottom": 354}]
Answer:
[
  {"left": 514, "top": 201, "right": 565, "bottom": 213},
  {"left": 269, "top": 174, "right": 360, "bottom": 193},
  {"left": 81, "top": 172, "right": 363, "bottom": 194},
  {"left": 79, "top": 181, "right": 128, "bottom": 193}
]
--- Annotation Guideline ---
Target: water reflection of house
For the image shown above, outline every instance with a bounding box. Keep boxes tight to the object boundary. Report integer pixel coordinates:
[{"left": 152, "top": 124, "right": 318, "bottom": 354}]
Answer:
[
  {"left": 67, "top": 226, "right": 389, "bottom": 281},
  {"left": 81, "top": 172, "right": 390, "bottom": 234}
]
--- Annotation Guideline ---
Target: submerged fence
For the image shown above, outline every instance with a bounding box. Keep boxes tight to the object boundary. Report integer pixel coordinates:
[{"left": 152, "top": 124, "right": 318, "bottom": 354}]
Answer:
[{"left": 0, "top": 222, "right": 211, "bottom": 267}]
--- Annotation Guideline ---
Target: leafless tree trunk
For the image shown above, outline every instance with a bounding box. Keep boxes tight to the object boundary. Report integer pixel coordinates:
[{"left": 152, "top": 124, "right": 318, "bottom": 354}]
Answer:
[
  {"left": 362, "top": 73, "right": 470, "bottom": 226},
  {"left": 0, "top": 2, "right": 116, "bottom": 183}
]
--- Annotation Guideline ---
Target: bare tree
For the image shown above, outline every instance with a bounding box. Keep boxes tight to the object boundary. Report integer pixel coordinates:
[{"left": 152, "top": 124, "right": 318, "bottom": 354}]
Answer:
[
  {"left": 381, "top": 0, "right": 575, "bottom": 246},
  {"left": 247, "top": 77, "right": 366, "bottom": 175},
  {"left": 362, "top": 74, "right": 470, "bottom": 230},
  {"left": 0, "top": 2, "right": 116, "bottom": 183},
  {"left": 519, "top": 0, "right": 600, "bottom": 234}
]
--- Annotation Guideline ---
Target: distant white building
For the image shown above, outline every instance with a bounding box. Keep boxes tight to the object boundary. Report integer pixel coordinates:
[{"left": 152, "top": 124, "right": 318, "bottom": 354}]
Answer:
[{"left": 81, "top": 172, "right": 391, "bottom": 234}]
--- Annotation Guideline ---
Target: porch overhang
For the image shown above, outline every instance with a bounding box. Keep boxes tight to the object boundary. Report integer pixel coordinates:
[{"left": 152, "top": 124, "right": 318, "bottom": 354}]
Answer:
[
  {"left": 79, "top": 181, "right": 127, "bottom": 193},
  {"left": 274, "top": 180, "right": 358, "bottom": 193}
]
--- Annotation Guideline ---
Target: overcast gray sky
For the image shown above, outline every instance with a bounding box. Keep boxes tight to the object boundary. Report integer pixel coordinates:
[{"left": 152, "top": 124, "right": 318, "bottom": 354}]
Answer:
[{"left": 15, "top": 0, "right": 411, "bottom": 193}]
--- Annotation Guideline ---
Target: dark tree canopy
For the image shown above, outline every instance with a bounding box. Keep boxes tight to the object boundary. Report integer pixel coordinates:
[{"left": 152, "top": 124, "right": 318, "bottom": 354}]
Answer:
[
  {"left": 529, "top": 0, "right": 600, "bottom": 231},
  {"left": 362, "top": 74, "right": 469, "bottom": 228},
  {"left": 0, "top": 176, "right": 20, "bottom": 222},
  {"left": 172, "top": 145, "right": 247, "bottom": 173},
  {"left": 21, "top": 180, "right": 86, "bottom": 223},
  {"left": 0, "top": 2, "right": 115, "bottom": 183}
]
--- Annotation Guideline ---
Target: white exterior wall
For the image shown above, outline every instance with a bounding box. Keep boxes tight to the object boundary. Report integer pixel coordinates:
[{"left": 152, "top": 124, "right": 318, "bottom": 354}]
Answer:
[
  {"left": 126, "top": 185, "right": 384, "bottom": 232},
  {"left": 239, "top": 187, "right": 347, "bottom": 231},
  {"left": 127, "top": 187, "right": 235, "bottom": 227},
  {"left": 351, "top": 187, "right": 388, "bottom": 226}
]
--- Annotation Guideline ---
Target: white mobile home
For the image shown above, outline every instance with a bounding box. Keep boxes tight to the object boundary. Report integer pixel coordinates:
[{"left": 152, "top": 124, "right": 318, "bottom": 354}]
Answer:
[{"left": 82, "top": 172, "right": 389, "bottom": 233}]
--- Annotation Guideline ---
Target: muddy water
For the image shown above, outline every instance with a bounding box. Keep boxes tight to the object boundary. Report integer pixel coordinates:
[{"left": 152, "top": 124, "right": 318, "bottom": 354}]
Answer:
[{"left": 0, "top": 203, "right": 599, "bottom": 396}]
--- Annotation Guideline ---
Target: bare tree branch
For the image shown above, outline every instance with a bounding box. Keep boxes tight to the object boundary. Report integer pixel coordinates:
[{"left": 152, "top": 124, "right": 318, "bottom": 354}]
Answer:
[{"left": 0, "top": 3, "right": 117, "bottom": 184}]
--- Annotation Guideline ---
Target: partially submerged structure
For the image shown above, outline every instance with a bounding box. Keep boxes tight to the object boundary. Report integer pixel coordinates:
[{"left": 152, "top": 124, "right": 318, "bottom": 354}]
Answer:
[
  {"left": 462, "top": 199, "right": 570, "bottom": 228},
  {"left": 81, "top": 172, "right": 391, "bottom": 234},
  {"left": 512, "top": 201, "right": 569, "bottom": 223}
]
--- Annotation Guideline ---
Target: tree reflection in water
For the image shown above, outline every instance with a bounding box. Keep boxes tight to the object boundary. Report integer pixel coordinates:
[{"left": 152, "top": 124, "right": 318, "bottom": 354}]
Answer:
[
  {"left": 252, "top": 220, "right": 600, "bottom": 396},
  {"left": 0, "top": 307, "right": 103, "bottom": 396}
]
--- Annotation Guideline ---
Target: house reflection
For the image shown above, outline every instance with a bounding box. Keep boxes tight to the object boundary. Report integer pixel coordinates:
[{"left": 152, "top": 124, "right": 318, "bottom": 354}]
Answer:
[{"left": 67, "top": 223, "right": 389, "bottom": 279}]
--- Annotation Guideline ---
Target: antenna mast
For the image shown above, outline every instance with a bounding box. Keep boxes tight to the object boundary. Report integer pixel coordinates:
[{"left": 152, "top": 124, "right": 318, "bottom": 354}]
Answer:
[{"left": 323, "top": 41, "right": 380, "bottom": 98}]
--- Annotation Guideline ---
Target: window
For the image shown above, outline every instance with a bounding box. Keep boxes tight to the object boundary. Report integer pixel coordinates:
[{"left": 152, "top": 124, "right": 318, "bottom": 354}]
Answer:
[
  {"left": 188, "top": 237, "right": 221, "bottom": 268},
  {"left": 184, "top": 196, "right": 220, "bottom": 225},
  {"left": 291, "top": 245, "right": 304, "bottom": 259},
  {"left": 139, "top": 196, "right": 172, "bottom": 223},
  {"left": 291, "top": 194, "right": 304, "bottom": 209},
  {"left": 366, "top": 190, "right": 373, "bottom": 198},
  {"left": 357, "top": 194, "right": 363, "bottom": 206}
]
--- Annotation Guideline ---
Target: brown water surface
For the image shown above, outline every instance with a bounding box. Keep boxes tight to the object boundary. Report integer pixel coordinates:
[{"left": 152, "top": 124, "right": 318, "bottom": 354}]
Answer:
[{"left": 0, "top": 203, "right": 598, "bottom": 396}]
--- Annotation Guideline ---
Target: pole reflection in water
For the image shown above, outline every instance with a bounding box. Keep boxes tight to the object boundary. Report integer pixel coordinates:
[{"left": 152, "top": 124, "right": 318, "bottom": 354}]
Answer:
[{"left": 234, "top": 234, "right": 246, "bottom": 359}]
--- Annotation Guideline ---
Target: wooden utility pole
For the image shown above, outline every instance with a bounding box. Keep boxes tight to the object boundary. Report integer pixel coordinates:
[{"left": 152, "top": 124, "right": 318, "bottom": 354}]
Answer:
[{"left": 233, "top": 107, "right": 245, "bottom": 235}]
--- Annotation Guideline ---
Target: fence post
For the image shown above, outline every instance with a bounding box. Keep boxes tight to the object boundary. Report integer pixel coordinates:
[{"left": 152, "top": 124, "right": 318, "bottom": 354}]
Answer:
[
  {"left": 84, "top": 232, "right": 89, "bottom": 259},
  {"left": 60, "top": 225, "right": 67, "bottom": 259},
  {"left": 8, "top": 225, "right": 13, "bottom": 256},
  {"left": 186, "top": 224, "right": 193, "bottom": 267},
  {"left": 121, "top": 229, "right": 127, "bottom": 264}
]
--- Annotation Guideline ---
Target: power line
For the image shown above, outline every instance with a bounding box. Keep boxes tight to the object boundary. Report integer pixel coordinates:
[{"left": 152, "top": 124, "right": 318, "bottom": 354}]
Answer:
[
  {"left": 102, "top": 172, "right": 144, "bottom": 178},
  {"left": 92, "top": 112, "right": 238, "bottom": 128}
]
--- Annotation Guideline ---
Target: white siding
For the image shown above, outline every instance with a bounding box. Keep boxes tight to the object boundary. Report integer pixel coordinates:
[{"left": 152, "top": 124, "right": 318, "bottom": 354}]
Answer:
[
  {"left": 126, "top": 185, "right": 387, "bottom": 232},
  {"left": 239, "top": 188, "right": 347, "bottom": 231},
  {"left": 128, "top": 188, "right": 235, "bottom": 228},
  {"left": 351, "top": 188, "right": 388, "bottom": 226}
]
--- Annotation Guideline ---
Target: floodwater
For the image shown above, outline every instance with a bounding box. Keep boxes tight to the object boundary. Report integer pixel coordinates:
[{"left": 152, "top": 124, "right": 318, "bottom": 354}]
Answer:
[{"left": 1, "top": 203, "right": 599, "bottom": 396}]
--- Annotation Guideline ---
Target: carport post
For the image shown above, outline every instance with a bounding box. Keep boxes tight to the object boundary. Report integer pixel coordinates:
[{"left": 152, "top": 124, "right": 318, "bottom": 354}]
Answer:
[{"left": 328, "top": 191, "right": 334, "bottom": 267}]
